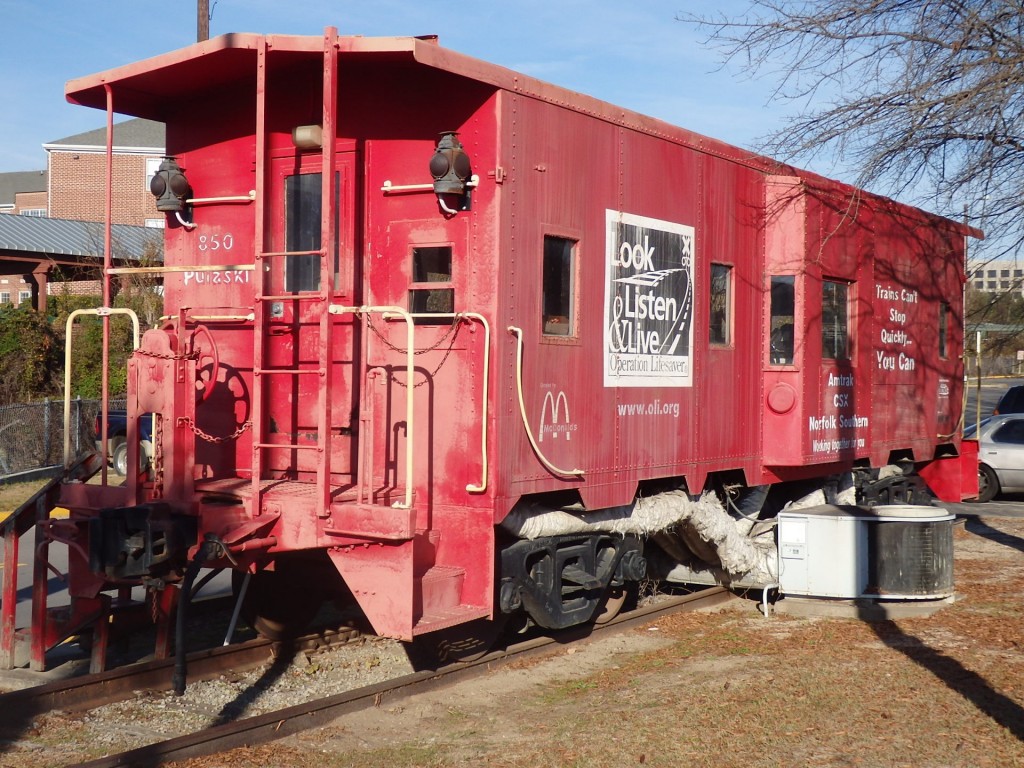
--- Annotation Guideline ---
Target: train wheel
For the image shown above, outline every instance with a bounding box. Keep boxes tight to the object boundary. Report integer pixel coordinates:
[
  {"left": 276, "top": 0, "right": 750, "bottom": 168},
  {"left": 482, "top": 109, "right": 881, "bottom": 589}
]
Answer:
[
  {"left": 594, "top": 585, "right": 628, "bottom": 624},
  {"left": 231, "top": 567, "right": 321, "bottom": 641}
]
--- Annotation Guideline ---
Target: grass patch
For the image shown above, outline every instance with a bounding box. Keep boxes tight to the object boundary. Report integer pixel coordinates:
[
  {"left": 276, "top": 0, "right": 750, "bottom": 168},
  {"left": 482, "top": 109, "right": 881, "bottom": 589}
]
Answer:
[{"left": 0, "top": 478, "right": 47, "bottom": 513}]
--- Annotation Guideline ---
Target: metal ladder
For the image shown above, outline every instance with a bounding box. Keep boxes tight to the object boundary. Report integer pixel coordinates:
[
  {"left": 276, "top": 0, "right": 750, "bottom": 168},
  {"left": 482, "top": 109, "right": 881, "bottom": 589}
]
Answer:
[{"left": 249, "top": 29, "right": 340, "bottom": 517}]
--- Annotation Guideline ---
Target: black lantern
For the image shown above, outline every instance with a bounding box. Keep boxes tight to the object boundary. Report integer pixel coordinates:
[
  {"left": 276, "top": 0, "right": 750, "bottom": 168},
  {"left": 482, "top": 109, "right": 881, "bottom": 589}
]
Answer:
[
  {"left": 429, "top": 132, "right": 472, "bottom": 196},
  {"left": 149, "top": 157, "right": 192, "bottom": 213}
]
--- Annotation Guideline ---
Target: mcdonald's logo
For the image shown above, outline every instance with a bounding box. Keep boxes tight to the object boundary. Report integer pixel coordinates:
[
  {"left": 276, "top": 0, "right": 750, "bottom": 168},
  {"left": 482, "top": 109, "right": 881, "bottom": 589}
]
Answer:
[{"left": 539, "top": 390, "right": 577, "bottom": 442}]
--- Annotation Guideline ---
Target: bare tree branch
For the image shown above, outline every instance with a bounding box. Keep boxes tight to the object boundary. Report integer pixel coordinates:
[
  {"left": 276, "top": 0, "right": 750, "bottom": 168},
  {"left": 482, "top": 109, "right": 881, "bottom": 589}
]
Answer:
[{"left": 684, "top": 0, "right": 1024, "bottom": 263}]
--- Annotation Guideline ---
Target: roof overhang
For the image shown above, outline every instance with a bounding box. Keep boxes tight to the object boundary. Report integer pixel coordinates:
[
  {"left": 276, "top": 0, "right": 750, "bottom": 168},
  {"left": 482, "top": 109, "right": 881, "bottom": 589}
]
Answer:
[
  {"left": 65, "top": 30, "right": 982, "bottom": 242},
  {"left": 64, "top": 31, "right": 711, "bottom": 149},
  {"left": 66, "top": 33, "right": 462, "bottom": 121}
]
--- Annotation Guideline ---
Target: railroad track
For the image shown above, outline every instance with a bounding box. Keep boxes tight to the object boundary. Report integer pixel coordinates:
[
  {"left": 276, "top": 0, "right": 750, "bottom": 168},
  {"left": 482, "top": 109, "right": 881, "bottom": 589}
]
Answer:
[
  {"left": 55, "top": 586, "right": 732, "bottom": 768},
  {"left": 0, "top": 624, "right": 361, "bottom": 724}
]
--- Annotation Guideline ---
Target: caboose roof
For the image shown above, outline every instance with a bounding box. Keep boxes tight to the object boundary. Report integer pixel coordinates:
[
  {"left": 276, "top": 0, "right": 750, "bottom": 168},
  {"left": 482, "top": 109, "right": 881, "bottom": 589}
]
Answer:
[
  {"left": 65, "top": 31, "right": 981, "bottom": 240},
  {"left": 63, "top": 32, "right": 770, "bottom": 171}
]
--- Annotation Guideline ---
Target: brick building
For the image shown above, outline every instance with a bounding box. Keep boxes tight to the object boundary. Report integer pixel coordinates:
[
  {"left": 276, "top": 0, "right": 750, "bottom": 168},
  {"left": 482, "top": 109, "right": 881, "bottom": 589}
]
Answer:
[
  {"left": 43, "top": 118, "right": 166, "bottom": 226},
  {"left": 0, "top": 170, "right": 48, "bottom": 217},
  {"left": 0, "top": 118, "right": 164, "bottom": 308}
]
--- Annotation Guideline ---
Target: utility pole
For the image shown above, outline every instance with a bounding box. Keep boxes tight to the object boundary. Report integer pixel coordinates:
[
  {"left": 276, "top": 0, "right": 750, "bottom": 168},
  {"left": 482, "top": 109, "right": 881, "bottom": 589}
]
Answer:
[{"left": 198, "top": 0, "right": 209, "bottom": 42}]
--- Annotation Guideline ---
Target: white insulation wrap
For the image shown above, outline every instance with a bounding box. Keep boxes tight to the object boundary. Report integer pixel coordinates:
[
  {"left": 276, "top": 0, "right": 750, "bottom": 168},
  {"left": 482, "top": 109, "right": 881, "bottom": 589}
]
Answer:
[{"left": 501, "top": 490, "right": 778, "bottom": 585}]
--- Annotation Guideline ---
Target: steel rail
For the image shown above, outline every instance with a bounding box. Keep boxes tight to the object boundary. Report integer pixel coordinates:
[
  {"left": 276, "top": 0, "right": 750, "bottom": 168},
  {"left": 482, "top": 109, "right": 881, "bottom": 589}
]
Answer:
[
  {"left": 0, "top": 625, "right": 360, "bottom": 720},
  {"left": 68, "top": 587, "right": 733, "bottom": 768}
]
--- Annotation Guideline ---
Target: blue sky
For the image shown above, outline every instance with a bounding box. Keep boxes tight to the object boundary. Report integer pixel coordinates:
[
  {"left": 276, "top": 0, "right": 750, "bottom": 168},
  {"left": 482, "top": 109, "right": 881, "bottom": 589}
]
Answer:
[{"left": 0, "top": 0, "right": 788, "bottom": 174}]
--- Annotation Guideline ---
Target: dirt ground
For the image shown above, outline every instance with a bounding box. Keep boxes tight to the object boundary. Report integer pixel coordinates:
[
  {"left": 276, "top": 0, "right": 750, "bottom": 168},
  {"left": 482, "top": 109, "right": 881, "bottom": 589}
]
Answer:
[
  {"left": 174, "top": 515, "right": 1024, "bottom": 768},
  {"left": 3, "top": 489, "right": 1023, "bottom": 768}
]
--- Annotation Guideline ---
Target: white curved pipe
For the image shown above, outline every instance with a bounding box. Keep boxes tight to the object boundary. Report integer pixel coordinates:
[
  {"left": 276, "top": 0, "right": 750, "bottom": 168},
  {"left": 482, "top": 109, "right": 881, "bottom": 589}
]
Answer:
[
  {"left": 761, "top": 583, "right": 778, "bottom": 618},
  {"left": 175, "top": 210, "right": 197, "bottom": 230},
  {"left": 508, "top": 325, "right": 583, "bottom": 479},
  {"left": 437, "top": 195, "right": 460, "bottom": 215}
]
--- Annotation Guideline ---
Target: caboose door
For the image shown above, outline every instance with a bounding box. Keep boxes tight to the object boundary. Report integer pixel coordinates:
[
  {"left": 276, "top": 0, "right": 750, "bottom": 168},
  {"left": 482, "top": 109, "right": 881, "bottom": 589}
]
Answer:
[{"left": 259, "top": 150, "right": 359, "bottom": 486}]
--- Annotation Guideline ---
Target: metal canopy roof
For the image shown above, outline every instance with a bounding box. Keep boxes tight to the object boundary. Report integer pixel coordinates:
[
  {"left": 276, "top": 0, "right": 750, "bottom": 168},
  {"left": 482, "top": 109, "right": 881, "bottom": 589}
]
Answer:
[{"left": 0, "top": 215, "right": 162, "bottom": 262}]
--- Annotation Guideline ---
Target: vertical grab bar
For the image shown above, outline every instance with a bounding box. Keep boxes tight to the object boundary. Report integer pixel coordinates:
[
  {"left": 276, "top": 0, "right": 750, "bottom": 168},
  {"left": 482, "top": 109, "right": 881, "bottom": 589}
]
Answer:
[
  {"left": 330, "top": 305, "right": 415, "bottom": 509},
  {"left": 63, "top": 307, "right": 141, "bottom": 470}
]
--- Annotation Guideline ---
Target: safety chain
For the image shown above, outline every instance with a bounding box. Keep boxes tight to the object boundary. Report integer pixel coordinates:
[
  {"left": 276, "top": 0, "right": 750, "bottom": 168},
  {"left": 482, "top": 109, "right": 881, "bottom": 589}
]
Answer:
[
  {"left": 177, "top": 417, "right": 253, "bottom": 443},
  {"left": 365, "top": 314, "right": 465, "bottom": 389},
  {"left": 365, "top": 313, "right": 463, "bottom": 355},
  {"left": 155, "top": 414, "right": 165, "bottom": 491},
  {"left": 134, "top": 347, "right": 200, "bottom": 361}
]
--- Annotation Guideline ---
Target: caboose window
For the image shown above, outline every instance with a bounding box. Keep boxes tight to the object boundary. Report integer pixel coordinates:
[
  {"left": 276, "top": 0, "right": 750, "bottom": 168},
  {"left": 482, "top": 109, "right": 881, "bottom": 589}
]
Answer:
[
  {"left": 409, "top": 246, "right": 454, "bottom": 323},
  {"left": 821, "top": 280, "right": 849, "bottom": 360},
  {"left": 769, "top": 275, "right": 795, "bottom": 365},
  {"left": 285, "top": 173, "right": 322, "bottom": 292},
  {"left": 709, "top": 263, "right": 731, "bottom": 345},
  {"left": 144, "top": 157, "right": 162, "bottom": 192},
  {"left": 542, "top": 236, "right": 575, "bottom": 336},
  {"left": 283, "top": 172, "right": 340, "bottom": 293},
  {"left": 939, "top": 302, "right": 949, "bottom": 359}
]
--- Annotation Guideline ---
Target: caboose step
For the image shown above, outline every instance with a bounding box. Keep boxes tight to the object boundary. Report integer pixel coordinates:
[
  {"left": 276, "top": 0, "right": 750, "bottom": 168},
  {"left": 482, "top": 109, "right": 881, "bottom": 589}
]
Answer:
[
  {"left": 326, "top": 503, "right": 416, "bottom": 540},
  {"left": 416, "top": 565, "right": 465, "bottom": 617},
  {"left": 413, "top": 565, "right": 491, "bottom": 634},
  {"left": 412, "top": 603, "right": 491, "bottom": 636}
]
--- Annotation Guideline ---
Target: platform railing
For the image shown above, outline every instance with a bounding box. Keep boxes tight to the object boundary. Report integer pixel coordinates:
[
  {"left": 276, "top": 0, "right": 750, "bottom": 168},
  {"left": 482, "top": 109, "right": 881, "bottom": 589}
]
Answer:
[
  {"left": 62, "top": 307, "right": 141, "bottom": 475},
  {"left": 329, "top": 305, "right": 416, "bottom": 509}
]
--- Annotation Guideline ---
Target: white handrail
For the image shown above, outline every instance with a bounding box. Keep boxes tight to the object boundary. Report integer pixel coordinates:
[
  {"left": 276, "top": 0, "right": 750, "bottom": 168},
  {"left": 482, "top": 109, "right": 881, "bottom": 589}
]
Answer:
[
  {"left": 329, "top": 304, "right": 415, "bottom": 509},
  {"left": 507, "top": 325, "right": 584, "bottom": 478},
  {"left": 186, "top": 190, "right": 256, "bottom": 205},
  {"left": 459, "top": 313, "right": 490, "bottom": 493},
  {"left": 63, "top": 307, "right": 141, "bottom": 468},
  {"left": 396, "top": 312, "right": 491, "bottom": 493},
  {"left": 381, "top": 174, "right": 480, "bottom": 194}
]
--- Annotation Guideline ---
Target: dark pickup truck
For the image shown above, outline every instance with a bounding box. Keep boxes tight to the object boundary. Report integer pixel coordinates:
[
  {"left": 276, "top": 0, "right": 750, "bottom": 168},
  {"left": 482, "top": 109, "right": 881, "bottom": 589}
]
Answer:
[{"left": 95, "top": 410, "right": 154, "bottom": 476}]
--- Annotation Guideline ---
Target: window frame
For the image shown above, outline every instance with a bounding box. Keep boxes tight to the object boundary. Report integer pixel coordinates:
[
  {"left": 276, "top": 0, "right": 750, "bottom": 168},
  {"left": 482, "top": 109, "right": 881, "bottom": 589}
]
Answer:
[
  {"left": 991, "top": 419, "right": 1024, "bottom": 445},
  {"left": 709, "top": 262, "right": 733, "bottom": 347},
  {"left": 540, "top": 228, "right": 581, "bottom": 344},
  {"left": 938, "top": 302, "right": 950, "bottom": 360},
  {"left": 408, "top": 244, "right": 455, "bottom": 323},
  {"left": 144, "top": 157, "right": 163, "bottom": 193},
  {"left": 768, "top": 274, "right": 797, "bottom": 367},
  {"left": 282, "top": 171, "right": 341, "bottom": 293},
  {"left": 541, "top": 234, "right": 579, "bottom": 339},
  {"left": 821, "top": 278, "right": 851, "bottom": 362}
]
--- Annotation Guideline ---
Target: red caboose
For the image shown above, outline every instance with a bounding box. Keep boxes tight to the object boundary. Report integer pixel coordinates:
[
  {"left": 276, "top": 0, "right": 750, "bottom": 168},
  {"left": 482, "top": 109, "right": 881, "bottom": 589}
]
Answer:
[{"left": 18, "top": 29, "right": 979, "bottom": 665}]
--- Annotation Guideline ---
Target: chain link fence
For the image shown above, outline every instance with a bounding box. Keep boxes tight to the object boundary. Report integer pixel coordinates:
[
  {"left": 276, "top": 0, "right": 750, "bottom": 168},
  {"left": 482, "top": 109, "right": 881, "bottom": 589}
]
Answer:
[{"left": 0, "top": 397, "right": 126, "bottom": 477}]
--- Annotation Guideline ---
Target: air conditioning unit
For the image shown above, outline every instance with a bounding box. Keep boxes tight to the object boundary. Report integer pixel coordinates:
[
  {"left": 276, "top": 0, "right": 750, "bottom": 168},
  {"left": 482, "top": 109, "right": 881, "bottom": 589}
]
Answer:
[{"left": 777, "top": 505, "right": 954, "bottom": 600}]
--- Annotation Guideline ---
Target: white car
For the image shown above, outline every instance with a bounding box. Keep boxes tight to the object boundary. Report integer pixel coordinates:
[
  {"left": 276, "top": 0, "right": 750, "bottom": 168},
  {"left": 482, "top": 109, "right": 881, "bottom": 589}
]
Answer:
[{"left": 968, "top": 414, "right": 1024, "bottom": 501}]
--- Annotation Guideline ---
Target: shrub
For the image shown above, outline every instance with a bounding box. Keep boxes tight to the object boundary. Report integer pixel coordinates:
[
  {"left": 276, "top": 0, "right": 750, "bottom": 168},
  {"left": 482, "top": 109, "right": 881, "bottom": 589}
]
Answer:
[{"left": 0, "top": 305, "right": 60, "bottom": 405}]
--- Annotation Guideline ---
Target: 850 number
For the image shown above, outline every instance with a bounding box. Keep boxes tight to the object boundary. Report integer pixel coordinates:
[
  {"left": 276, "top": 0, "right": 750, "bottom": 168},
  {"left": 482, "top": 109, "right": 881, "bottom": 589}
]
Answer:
[{"left": 197, "top": 232, "right": 234, "bottom": 252}]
